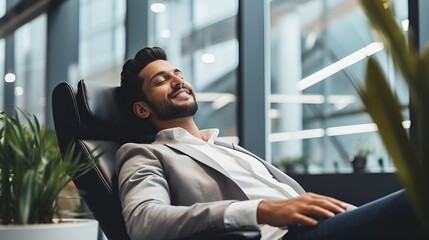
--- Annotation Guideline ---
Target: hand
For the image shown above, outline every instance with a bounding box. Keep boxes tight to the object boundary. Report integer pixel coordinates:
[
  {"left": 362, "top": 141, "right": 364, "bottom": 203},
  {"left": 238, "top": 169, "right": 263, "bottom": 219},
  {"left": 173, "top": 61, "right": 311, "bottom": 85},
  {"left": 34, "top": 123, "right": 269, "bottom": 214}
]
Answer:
[{"left": 257, "top": 192, "right": 347, "bottom": 227}]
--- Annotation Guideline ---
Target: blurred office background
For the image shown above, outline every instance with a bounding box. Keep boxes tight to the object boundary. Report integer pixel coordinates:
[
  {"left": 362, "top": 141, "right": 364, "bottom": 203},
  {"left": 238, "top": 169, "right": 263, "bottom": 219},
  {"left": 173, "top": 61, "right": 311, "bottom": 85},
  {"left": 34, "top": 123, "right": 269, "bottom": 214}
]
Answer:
[{"left": 0, "top": 0, "right": 428, "bottom": 199}]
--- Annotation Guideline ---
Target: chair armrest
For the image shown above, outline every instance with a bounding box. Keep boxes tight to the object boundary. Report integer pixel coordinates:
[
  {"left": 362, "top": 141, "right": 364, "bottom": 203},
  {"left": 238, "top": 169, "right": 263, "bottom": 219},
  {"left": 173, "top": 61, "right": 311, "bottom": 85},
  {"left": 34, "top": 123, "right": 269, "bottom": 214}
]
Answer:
[{"left": 180, "top": 229, "right": 261, "bottom": 240}]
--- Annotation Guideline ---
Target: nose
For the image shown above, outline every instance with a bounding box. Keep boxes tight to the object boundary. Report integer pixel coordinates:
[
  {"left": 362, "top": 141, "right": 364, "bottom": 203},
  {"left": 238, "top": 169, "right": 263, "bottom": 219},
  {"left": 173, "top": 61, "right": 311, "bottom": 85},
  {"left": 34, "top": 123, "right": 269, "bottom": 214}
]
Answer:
[{"left": 170, "top": 74, "right": 184, "bottom": 88}]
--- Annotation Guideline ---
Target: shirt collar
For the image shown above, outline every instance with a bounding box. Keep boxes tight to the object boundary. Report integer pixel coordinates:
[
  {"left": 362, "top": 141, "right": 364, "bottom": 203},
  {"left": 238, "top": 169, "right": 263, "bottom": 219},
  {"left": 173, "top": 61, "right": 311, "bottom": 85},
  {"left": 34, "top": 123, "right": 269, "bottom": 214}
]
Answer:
[{"left": 153, "top": 127, "right": 219, "bottom": 145}]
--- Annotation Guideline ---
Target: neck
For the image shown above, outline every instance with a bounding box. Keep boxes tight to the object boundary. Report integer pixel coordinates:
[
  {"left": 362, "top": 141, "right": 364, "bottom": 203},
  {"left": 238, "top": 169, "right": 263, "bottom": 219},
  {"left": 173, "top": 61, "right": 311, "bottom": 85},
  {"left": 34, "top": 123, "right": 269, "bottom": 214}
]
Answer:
[{"left": 154, "top": 116, "right": 203, "bottom": 140}]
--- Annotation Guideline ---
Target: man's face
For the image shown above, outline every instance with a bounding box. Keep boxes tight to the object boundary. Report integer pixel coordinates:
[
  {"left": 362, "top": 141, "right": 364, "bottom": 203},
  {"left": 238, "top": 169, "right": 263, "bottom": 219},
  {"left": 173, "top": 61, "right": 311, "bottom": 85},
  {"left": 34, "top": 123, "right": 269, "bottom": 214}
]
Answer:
[{"left": 138, "top": 60, "right": 198, "bottom": 121}]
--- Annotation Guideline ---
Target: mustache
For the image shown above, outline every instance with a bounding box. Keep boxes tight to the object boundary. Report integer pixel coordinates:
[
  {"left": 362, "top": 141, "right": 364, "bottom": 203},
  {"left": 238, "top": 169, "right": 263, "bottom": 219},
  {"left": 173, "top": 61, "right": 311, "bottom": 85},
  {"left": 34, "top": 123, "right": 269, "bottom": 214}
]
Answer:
[{"left": 168, "top": 85, "right": 194, "bottom": 98}]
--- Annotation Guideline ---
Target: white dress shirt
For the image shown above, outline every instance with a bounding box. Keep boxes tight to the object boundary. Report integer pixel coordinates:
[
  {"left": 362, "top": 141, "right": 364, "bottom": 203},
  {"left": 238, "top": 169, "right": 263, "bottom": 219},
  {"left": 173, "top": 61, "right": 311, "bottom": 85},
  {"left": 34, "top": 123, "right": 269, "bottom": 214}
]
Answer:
[{"left": 155, "top": 127, "right": 299, "bottom": 240}]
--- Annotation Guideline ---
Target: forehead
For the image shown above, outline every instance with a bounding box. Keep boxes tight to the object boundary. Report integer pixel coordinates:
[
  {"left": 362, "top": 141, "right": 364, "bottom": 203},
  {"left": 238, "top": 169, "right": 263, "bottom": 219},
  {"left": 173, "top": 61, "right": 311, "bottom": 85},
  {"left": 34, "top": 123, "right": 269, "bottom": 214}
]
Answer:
[{"left": 137, "top": 60, "right": 176, "bottom": 83}]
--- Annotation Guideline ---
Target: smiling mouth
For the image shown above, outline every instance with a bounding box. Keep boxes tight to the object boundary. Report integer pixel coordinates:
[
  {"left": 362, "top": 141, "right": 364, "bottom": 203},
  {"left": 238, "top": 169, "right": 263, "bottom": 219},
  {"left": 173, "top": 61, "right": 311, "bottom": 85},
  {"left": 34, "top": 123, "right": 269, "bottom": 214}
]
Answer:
[{"left": 169, "top": 87, "right": 192, "bottom": 99}]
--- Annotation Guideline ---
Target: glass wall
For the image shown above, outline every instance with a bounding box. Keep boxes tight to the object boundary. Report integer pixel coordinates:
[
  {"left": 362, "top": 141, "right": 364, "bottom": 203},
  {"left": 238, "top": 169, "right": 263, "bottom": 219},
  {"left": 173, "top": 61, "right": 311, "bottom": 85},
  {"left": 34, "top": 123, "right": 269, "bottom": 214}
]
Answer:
[
  {"left": 0, "top": 0, "right": 4, "bottom": 109},
  {"left": 269, "top": 0, "right": 409, "bottom": 174},
  {"left": 0, "top": 39, "right": 4, "bottom": 109},
  {"left": 148, "top": 0, "right": 239, "bottom": 139},
  {"left": 0, "top": 0, "right": 420, "bottom": 175},
  {"left": 79, "top": 0, "right": 126, "bottom": 84},
  {"left": 14, "top": 14, "right": 47, "bottom": 123}
]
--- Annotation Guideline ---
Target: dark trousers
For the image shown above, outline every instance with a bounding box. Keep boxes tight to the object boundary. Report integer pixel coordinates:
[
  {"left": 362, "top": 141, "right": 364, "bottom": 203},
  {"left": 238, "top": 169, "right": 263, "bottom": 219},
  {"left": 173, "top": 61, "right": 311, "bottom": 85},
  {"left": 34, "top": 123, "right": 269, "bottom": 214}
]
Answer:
[{"left": 284, "top": 190, "right": 428, "bottom": 240}]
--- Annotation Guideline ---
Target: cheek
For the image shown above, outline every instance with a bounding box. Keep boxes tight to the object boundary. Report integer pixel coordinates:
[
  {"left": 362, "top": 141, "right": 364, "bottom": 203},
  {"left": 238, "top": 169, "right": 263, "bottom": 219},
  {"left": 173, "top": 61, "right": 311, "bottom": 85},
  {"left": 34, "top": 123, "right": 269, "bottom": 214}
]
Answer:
[{"left": 146, "top": 86, "right": 170, "bottom": 102}]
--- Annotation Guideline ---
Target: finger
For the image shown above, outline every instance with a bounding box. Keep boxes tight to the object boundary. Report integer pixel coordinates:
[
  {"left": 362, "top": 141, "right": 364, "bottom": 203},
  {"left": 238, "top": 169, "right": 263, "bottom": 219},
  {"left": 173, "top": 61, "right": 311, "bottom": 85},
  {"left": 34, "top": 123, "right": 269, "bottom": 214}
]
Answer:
[
  {"left": 307, "top": 193, "right": 348, "bottom": 210},
  {"left": 318, "top": 196, "right": 348, "bottom": 209},
  {"left": 301, "top": 195, "right": 345, "bottom": 213},
  {"left": 312, "top": 199, "right": 346, "bottom": 214},
  {"left": 302, "top": 205, "right": 336, "bottom": 218},
  {"left": 293, "top": 213, "right": 318, "bottom": 226}
]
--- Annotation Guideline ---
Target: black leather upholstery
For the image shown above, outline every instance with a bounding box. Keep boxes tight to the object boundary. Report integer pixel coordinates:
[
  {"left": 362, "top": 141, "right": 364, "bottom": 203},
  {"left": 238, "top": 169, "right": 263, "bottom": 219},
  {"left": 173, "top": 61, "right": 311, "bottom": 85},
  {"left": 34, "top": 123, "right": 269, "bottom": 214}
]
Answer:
[
  {"left": 52, "top": 80, "right": 261, "bottom": 240},
  {"left": 52, "top": 80, "right": 132, "bottom": 240}
]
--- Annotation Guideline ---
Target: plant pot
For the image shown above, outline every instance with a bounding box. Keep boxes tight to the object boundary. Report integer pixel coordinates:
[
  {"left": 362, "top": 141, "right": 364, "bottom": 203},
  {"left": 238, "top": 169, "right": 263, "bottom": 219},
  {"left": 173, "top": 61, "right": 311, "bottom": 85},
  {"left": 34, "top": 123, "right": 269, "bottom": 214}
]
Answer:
[
  {"left": 349, "top": 155, "right": 367, "bottom": 173},
  {"left": 0, "top": 218, "right": 98, "bottom": 240}
]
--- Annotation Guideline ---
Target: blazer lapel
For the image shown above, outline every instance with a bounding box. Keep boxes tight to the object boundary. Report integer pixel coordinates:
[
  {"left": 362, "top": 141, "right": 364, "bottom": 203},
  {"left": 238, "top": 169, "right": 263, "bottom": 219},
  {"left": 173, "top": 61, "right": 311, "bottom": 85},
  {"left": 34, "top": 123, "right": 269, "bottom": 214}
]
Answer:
[
  {"left": 167, "top": 140, "right": 306, "bottom": 195},
  {"left": 215, "top": 141, "right": 306, "bottom": 194}
]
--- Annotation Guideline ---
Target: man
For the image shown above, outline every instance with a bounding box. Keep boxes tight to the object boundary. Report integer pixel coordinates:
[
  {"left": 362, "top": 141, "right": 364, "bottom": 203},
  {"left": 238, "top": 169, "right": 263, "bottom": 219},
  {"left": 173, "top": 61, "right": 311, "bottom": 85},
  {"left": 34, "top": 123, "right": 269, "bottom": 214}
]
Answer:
[{"left": 116, "top": 47, "right": 426, "bottom": 240}]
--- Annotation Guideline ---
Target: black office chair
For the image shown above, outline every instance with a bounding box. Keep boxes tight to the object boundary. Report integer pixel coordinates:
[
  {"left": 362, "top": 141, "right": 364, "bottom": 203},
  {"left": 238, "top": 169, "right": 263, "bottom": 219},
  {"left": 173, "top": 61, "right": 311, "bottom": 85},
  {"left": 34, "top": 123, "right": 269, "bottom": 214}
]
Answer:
[{"left": 52, "top": 79, "right": 261, "bottom": 240}]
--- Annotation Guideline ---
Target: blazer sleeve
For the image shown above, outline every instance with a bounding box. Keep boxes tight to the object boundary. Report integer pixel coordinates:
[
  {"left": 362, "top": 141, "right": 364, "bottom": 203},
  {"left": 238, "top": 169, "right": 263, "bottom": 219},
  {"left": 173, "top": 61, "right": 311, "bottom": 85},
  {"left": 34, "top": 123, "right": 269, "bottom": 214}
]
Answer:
[{"left": 116, "top": 143, "right": 237, "bottom": 240}]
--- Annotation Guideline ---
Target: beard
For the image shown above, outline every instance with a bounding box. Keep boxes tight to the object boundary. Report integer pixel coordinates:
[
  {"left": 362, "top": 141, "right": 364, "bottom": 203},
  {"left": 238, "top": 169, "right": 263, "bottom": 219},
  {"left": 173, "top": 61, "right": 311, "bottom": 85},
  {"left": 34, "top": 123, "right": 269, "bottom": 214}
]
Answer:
[{"left": 147, "top": 86, "right": 198, "bottom": 121}]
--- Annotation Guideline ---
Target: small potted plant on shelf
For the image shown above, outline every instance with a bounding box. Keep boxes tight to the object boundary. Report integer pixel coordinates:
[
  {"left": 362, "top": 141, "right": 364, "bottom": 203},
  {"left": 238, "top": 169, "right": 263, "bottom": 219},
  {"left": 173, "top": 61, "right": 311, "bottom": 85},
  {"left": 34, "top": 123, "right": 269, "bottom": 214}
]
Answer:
[
  {"left": 349, "top": 140, "right": 374, "bottom": 173},
  {"left": 278, "top": 155, "right": 307, "bottom": 174},
  {"left": 0, "top": 110, "right": 99, "bottom": 240}
]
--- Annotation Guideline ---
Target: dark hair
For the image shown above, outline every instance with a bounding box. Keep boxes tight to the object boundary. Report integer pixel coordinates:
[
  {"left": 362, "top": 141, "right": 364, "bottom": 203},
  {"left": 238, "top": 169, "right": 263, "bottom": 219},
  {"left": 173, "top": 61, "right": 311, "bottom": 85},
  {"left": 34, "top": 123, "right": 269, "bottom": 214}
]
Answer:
[
  {"left": 121, "top": 47, "right": 167, "bottom": 103},
  {"left": 119, "top": 47, "right": 167, "bottom": 114},
  {"left": 118, "top": 47, "right": 167, "bottom": 136}
]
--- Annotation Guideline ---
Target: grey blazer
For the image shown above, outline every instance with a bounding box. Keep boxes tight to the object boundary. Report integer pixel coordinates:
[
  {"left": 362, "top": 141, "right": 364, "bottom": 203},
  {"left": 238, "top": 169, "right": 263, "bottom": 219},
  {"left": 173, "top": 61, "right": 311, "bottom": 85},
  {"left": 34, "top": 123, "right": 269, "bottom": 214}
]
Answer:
[{"left": 115, "top": 140, "right": 306, "bottom": 240}]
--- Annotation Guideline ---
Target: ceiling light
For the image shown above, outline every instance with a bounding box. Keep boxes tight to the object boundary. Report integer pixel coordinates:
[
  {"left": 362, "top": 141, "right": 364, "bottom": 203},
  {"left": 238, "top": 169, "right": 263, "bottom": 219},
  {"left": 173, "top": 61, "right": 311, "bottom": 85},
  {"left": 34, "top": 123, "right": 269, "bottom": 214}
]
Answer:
[
  {"left": 212, "top": 94, "right": 235, "bottom": 109},
  {"left": 304, "top": 33, "right": 317, "bottom": 51},
  {"left": 326, "top": 123, "right": 378, "bottom": 136},
  {"left": 161, "top": 29, "right": 171, "bottom": 38},
  {"left": 15, "top": 87, "right": 24, "bottom": 96},
  {"left": 270, "top": 94, "right": 325, "bottom": 104},
  {"left": 197, "top": 93, "right": 232, "bottom": 102},
  {"left": 296, "top": 42, "right": 384, "bottom": 91},
  {"left": 328, "top": 95, "right": 355, "bottom": 111},
  {"left": 269, "top": 109, "right": 280, "bottom": 119},
  {"left": 5, "top": 73, "right": 16, "bottom": 83},
  {"left": 269, "top": 129, "right": 325, "bottom": 142},
  {"left": 268, "top": 120, "right": 411, "bottom": 142},
  {"left": 151, "top": 3, "right": 166, "bottom": 13},
  {"left": 401, "top": 19, "right": 409, "bottom": 32},
  {"left": 201, "top": 53, "right": 215, "bottom": 63},
  {"left": 402, "top": 120, "right": 411, "bottom": 129}
]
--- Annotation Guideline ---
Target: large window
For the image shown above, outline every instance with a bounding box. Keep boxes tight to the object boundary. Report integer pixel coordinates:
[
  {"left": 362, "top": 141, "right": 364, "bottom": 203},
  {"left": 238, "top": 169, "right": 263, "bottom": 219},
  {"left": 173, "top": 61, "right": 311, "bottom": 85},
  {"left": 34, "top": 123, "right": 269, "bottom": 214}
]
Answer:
[
  {"left": 0, "top": 0, "right": 4, "bottom": 110},
  {"left": 79, "top": 0, "right": 126, "bottom": 84},
  {"left": 14, "top": 14, "right": 47, "bottom": 123},
  {"left": 269, "top": 0, "right": 409, "bottom": 174},
  {"left": 0, "top": 39, "right": 4, "bottom": 109},
  {"left": 148, "top": 0, "right": 239, "bottom": 139}
]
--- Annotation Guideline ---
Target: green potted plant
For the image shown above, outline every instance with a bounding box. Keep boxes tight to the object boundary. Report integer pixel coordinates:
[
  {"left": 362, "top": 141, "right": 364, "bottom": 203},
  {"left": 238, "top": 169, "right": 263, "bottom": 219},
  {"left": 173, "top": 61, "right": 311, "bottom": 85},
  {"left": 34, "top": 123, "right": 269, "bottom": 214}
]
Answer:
[
  {"left": 356, "top": 0, "right": 429, "bottom": 235},
  {"left": 349, "top": 140, "right": 374, "bottom": 173},
  {"left": 0, "top": 110, "right": 99, "bottom": 240},
  {"left": 278, "top": 155, "right": 307, "bottom": 174}
]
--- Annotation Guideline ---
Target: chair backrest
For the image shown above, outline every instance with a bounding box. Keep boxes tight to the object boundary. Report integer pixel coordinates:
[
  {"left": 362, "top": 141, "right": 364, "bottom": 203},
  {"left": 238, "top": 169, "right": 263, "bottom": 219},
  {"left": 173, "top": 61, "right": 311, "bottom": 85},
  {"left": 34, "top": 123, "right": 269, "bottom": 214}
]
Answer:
[{"left": 52, "top": 79, "right": 154, "bottom": 240}]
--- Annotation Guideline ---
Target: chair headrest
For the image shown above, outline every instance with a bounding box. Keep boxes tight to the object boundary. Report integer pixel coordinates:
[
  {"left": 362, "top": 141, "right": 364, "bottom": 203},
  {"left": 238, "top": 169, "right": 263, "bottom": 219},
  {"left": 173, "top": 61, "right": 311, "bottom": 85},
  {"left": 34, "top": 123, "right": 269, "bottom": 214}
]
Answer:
[{"left": 76, "top": 80, "right": 155, "bottom": 143}]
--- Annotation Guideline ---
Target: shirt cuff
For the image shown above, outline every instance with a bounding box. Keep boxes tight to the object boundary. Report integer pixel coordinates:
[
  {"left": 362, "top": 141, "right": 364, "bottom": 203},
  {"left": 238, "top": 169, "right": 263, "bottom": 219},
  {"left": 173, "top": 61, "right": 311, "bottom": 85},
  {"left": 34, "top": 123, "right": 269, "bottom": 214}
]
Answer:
[{"left": 224, "top": 199, "right": 263, "bottom": 230}]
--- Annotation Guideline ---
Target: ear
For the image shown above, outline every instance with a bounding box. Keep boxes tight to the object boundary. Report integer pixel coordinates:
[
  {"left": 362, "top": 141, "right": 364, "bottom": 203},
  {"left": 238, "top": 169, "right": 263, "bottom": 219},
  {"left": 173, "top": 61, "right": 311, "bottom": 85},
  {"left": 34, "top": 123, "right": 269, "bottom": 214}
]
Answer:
[{"left": 133, "top": 101, "right": 151, "bottom": 119}]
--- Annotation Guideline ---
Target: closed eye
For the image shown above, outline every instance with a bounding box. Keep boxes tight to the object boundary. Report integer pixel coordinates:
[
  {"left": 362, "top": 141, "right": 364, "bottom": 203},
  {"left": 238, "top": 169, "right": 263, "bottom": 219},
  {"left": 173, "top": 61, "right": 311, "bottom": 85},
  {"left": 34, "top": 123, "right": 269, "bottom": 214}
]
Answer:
[
  {"left": 153, "top": 76, "right": 167, "bottom": 86},
  {"left": 174, "top": 70, "right": 184, "bottom": 79},
  {"left": 150, "top": 69, "right": 184, "bottom": 87}
]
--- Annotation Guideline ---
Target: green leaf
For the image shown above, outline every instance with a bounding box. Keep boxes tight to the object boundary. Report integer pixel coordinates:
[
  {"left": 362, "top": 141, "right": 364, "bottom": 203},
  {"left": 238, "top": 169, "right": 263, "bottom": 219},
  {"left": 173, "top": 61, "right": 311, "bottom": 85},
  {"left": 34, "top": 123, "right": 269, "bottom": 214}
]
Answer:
[
  {"left": 18, "top": 170, "right": 35, "bottom": 224},
  {"left": 363, "top": 58, "right": 419, "bottom": 174},
  {"left": 0, "top": 110, "right": 100, "bottom": 224},
  {"left": 420, "top": 44, "right": 429, "bottom": 175},
  {"left": 359, "top": 1, "right": 429, "bottom": 231},
  {"left": 360, "top": 57, "right": 427, "bottom": 228}
]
